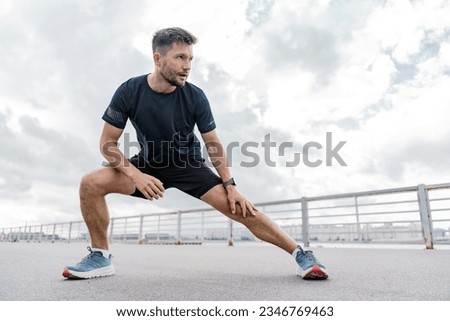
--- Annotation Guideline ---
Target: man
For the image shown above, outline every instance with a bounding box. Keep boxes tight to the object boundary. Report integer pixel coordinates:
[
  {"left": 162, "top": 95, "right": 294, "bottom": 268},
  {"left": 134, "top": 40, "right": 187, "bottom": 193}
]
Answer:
[{"left": 62, "top": 27, "right": 328, "bottom": 280}]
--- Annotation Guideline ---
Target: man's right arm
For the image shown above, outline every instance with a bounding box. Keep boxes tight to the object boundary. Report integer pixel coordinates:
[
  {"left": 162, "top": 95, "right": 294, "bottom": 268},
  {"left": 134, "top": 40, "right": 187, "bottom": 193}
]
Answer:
[{"left": 99, "top": 122, "right": 165, "bottom": 200}]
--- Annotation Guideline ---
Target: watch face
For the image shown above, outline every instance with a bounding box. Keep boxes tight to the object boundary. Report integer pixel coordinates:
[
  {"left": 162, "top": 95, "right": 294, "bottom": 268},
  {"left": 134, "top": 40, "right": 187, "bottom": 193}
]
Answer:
[{"left": 224, "top": 178, "right": 236, "bottom": 187}]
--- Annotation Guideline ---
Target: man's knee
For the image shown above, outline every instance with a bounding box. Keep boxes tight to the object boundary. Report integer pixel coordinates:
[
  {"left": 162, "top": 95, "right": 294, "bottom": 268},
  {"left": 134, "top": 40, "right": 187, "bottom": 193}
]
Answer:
[{"left": 80, "top": 171, "right": 106, "bottom": 197}]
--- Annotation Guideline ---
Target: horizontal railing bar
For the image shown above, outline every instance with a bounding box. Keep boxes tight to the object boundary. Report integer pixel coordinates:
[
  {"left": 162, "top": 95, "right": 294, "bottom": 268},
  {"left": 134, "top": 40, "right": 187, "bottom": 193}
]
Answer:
[
  {"left": 309, "top": 219, "right": 421, "bottom": 226},
  {"left": 304, "top": 185, "right": 421, "bottom": 201},
  {"left": 355, "top": 200, "right": 417, "bottom": 207},
  {"left": 309, "top": 213, "right": 358, "bottom": 219},
  {"left": 5, "top": 183, "right": 450, "bottom": 230},
  {"left": 265, "top": 209, "right": 301, "bottom": 214},
  {"left": 431, "top": 218, "right": 450, "bottom": 222},
  {"left": 353, "top": 209, "right": 418, "bottom": 216},
  {"left": 309, "top": 209, "right": 418, "bottom": 219},
  {"left": 307, "top": 228, "right": 420, "bottom": 233},
  {"left": 430, "top": 208, "right": 450, "bottom": 212},
  {"left": 309, "top": 200, "right": 418, "bottom": 211},
  {"left": 311, "top": 230, "right": 421, "bottom": 236},
  {"left": 425, "top": 182, "right": 450, "bottom": 190},
  {"left": 429, "top": 197, "right": 450, "bottom": 202},
  {"left": 309, "top": 204, "right": 356, "bottom": 211}
]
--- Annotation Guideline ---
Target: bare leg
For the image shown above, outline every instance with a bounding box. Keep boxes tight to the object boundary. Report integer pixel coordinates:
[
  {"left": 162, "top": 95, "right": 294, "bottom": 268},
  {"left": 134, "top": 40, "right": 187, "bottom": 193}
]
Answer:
[
  {"left": 79, "top": 167, "right": 136, "bottom": 250},
  {"left": 201, "top": 185, "right": 298, "bottom": 254}
]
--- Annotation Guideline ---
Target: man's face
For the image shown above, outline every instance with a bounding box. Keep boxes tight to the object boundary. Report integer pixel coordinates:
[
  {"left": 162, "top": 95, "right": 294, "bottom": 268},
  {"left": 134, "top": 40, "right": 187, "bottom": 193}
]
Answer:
[{"left": 158, "top": 43, "right": 193, "bottom": 87}]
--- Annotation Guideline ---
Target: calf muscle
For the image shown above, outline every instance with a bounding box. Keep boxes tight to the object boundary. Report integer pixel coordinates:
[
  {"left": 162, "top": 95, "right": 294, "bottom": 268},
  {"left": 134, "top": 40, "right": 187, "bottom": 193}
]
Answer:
[
  {"left": 79, "top": 167, "right": 136, "bottom": 249},
  {"left": 201, "top": 185, "right": 297, "bottom": 254}
]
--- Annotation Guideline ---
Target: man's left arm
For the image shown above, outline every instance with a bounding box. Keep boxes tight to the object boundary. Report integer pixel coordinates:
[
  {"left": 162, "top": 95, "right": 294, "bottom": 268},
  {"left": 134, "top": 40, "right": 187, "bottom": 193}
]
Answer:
[{"left": 201, "top": 130, "right": 257, "bottom": 217}]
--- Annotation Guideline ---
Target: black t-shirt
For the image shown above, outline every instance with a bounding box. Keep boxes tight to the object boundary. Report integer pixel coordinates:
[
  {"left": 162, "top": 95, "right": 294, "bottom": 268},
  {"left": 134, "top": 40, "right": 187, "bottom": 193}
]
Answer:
[{"left": 102, "top": 74, "right": 216, "bottom": 166}]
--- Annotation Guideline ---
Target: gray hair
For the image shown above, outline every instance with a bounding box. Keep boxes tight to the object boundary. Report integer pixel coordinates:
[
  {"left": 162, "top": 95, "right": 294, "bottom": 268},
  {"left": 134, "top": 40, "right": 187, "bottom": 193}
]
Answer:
[{"left": 152, "top": 27, "right": 197, "bottom": 54}]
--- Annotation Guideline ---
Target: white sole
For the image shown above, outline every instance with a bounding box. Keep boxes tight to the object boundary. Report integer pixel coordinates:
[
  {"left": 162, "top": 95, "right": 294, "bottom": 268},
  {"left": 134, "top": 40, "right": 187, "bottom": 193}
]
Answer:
[
  {"left": 63, "top": 265, "right": 115, "bottom": 279},
  {"left": 296, "top": 265, "right": 329, "bottom": 279}
]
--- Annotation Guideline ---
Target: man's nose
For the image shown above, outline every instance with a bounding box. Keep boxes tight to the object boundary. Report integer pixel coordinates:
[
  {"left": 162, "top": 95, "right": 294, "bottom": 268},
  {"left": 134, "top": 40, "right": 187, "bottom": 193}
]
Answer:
[{"left": 183, "top": 60, "right": 191, "bottom": 70}]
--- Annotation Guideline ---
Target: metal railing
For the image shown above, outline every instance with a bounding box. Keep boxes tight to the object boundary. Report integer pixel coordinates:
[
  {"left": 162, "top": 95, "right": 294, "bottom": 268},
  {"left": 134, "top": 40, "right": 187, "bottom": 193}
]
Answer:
[{"left": 1, "top": 183, "right": 450, "bottom": 249}]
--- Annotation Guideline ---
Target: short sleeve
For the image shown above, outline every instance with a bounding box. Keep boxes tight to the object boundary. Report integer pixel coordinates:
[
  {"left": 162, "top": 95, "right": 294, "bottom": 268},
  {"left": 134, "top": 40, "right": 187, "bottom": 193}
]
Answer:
[
  {"left": 102, "top": 82, "right": 129, "bottom": 129},
  {"left": 194, "top": 95, "right": 216, "bottom": 133}
]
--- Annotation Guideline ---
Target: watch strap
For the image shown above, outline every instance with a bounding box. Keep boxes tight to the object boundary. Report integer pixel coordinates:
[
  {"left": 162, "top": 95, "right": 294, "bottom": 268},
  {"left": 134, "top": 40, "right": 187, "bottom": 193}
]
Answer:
[{"left": 223, "top": 177, "right": 236, "bottom": 188}]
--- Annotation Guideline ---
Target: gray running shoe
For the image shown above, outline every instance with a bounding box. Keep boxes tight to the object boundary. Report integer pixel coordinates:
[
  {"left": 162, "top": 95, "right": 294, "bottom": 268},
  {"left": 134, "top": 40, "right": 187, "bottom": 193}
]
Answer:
[{"left": 63, "top": 247, "right": 114, "bottom": 279}]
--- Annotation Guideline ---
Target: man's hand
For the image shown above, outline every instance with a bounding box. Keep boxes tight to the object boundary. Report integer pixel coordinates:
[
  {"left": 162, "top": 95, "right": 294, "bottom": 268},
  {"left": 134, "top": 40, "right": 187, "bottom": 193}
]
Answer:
[
  {"left": 130, "top": 172, "right": 165, "bottom": 201},
  {"left": 226, "top": 186, "right": 257, "bottom": 218},
  {"left": 200, "top": 130, "right": 257, "bottom": 217}
]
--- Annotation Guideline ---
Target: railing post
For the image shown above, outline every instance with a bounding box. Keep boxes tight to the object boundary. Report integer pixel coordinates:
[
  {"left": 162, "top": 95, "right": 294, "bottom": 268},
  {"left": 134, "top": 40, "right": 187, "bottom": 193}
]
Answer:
[
  {"left": 417, "top": 184, "right": 434, "bottom": 249},
  {"left": 68, "top": 222, "right": 73, "bottom": 243},
  {"left": 27, "top": 225, "right": 31, "bottom": 242},
  {"left": 301, "top": 197, "right": 310, "bottom": 247},
  {"left": 201, "top": 211, "right": 205, "bottom": 242},
  {"left": 228, "top": 219, "right": 234, "bottom": 246},
  {"left": 157, "top": 215, "right": 161, "bottom": 241},
  {"left": 139, "top": 215, "right": 144, "bottom": 243},
  {"left": 355, "top": 196, "right": 361, "bottom": 241},
  {"left": 109, "top": 218, "right": 115, "bottom": 244},
  {"left": 52, "top": 224, "right": 56, "bottom": 243},
  {"left": 177, "top": 210, "right": 181, "bottom": 245},
  {"left": 123, "top": 218, "right": 127, "bottom": 242}
]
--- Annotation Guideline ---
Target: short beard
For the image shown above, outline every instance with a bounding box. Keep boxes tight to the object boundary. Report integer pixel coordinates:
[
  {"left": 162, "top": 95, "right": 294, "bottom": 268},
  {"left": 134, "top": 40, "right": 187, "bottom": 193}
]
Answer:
[{"left": 160, "top": 65, "right": 186, "bottom": 87}]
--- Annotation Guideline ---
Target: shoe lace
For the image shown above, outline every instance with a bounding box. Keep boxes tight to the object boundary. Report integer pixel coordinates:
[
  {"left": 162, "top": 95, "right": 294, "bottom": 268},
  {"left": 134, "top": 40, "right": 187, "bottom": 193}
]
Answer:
[
  {"left": 298, "top": 249, "right": 319, "bottom": 266},
  {"left": 80, "top": 246, "right": 96, "bottom": 263}
]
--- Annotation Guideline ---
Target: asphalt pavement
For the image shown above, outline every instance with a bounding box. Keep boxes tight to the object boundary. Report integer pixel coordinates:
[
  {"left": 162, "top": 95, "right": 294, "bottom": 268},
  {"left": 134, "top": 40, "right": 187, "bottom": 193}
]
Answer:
[{"left": 1, "top": 242, "right": 449, "bottom": 301}]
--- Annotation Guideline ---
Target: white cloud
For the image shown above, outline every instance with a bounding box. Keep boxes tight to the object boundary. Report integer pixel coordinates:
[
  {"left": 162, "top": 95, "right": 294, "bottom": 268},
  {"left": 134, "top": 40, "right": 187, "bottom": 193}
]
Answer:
[{"left": 1, "top": 0, "right": 450, "bottom": 229}]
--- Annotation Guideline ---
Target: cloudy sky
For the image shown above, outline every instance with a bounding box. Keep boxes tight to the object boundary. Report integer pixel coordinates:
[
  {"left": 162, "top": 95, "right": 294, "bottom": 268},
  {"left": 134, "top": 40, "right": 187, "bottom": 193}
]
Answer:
[{"left": 1, "top": 0, "right": 450, "bottom": 228}]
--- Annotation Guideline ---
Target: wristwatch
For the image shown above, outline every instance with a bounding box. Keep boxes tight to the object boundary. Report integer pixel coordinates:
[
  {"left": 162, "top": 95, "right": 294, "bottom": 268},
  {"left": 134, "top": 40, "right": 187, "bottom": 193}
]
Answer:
[{"left": 223, "top": 177, "right": 236, "bottom": 188}]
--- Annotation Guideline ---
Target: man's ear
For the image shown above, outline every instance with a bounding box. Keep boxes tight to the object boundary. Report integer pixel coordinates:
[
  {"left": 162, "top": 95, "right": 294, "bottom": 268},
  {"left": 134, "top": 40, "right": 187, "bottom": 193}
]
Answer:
[{"left": 153, "top": 52, "right": 162, "bottom": 67}]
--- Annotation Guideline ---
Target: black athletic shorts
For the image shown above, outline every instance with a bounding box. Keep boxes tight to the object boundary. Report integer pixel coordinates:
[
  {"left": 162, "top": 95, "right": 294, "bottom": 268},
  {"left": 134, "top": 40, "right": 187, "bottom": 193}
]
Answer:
[{"left": 128, "top": 155, "right": 222, "bottom": 199}]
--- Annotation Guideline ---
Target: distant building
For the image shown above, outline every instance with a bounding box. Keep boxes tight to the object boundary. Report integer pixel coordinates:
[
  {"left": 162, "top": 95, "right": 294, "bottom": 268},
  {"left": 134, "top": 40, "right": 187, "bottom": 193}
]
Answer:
[
  {"left": 144, "top": 233, "right": 174, "bottom": 241},
  {"left": 282, "top": 222, "right": 425, "bottom": 243},
  {"left": 5, "top": 232, "right": 60, "bottom": 242}
]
